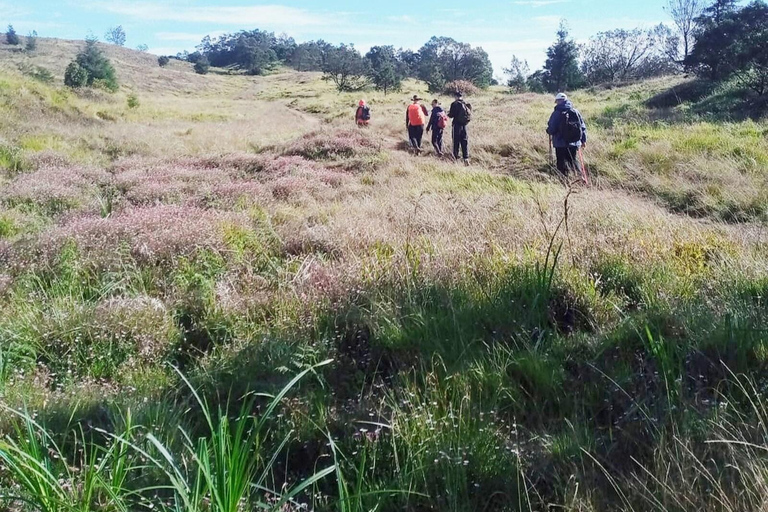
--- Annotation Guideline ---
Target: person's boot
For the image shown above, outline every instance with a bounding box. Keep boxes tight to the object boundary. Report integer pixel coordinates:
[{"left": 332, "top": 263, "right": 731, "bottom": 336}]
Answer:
[{"left": 463, "top": 159, "right": 470, "bottom": 167}]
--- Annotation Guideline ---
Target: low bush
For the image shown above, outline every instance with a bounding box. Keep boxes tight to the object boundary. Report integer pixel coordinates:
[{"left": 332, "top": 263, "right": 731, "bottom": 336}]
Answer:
[{"left": 443, "top": 80, "right": 480, "bottom": 96}]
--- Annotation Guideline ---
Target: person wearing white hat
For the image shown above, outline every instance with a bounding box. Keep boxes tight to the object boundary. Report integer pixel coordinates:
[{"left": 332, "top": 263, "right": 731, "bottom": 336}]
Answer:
[{"left": 546, "top": 93, "right": 587, "bottom": 177}]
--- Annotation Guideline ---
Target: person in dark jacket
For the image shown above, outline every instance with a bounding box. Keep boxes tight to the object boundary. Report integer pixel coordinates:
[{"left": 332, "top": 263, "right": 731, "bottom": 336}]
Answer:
[
  {"left": 426, "top": 99, "right": 446, "bottom": 157},
  {"left": 546, "top": 93, "right": 587, "bottom": 177},
  {"left": 448, "top": 91, "right": 471, "bottom": 166}
]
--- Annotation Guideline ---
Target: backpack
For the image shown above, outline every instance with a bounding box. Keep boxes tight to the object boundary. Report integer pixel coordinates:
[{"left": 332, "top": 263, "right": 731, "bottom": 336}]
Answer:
[
  {"left": 453, "top": 100, "right": 472, "bottom": 124},
  {"left": 559, "top": 108, "right": 583, "bottom": 144},
  {"left": 437, "top": 111, "right": 449, "bottom": 129},
  {"left": 361, "top": 106, "right": 371, "bottom": 121}
]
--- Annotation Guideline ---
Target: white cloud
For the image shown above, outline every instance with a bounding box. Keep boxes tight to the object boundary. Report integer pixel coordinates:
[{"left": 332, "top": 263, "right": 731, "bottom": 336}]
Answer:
[{"left": 87, "top": 2, "right": 336, "bottom": 27}]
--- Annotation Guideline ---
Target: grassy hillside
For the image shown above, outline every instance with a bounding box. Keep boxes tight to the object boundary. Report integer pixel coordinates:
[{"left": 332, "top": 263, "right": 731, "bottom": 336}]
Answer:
[{"left": 0, "top": 42, "right": 767, "bottom": 511}]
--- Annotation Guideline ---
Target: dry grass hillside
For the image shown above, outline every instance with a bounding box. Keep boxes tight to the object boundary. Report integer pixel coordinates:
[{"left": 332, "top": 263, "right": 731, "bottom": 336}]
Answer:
[{"left": 0, "top": 41, "right": 767, "bottom": 512}]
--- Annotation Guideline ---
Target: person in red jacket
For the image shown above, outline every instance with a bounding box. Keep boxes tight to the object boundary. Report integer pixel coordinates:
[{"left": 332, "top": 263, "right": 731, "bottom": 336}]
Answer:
[
  {"left": 405, "top": 95, "right": 429, "bottom": 154},
  {"left": 355, "top": 100, "right": 371, "bottom": 127}
]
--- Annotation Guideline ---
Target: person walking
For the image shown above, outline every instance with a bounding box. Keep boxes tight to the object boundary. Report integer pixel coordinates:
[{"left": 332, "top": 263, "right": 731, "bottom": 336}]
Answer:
[
  {"left": 448, "top": 91, "right": 471, "bottom": 166},
  {"left": 426, "top": 99, "right": 447, "bottom": 157},
  {"left": 546, "top": 93, "right": 587, "bottom": 178},
  {"left": 355, "top": 100, "right": 371, "bottom": 127},
  {"left": 406, "top": 95, "right": 428, "bottom": 154}
]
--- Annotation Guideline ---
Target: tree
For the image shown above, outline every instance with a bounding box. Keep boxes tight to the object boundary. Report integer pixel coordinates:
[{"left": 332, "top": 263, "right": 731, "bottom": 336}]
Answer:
[
  {"left": 366, "top": 46, "right": 404, "bottom": 95},
  {"left": 158, "top": 56, "right": 170, "bottom": 67},
  {"left": 665, "top": 0, "right": 705, "bottom": 62},
  {"left": 504, "top": 55, "right": 530, "bottom": 92},
  {"left": 25, "top": 31, "right": 38, "bottom": 52},
  {"left": 322, "top": 44, "right": 369, "bottom": 92},
  {"left": 136, "top": 44, "right": 149, "bottom": 52},
  {"left": 581, "top": 28, "right": 675, "bottom": 84},
  {"left": 416, "top": 37, "right": 494, "bottom": 92},
  {"left": 105, "top": 26, "right": 126, "bottom": 46},
  {"left": 542, "top": 21, "right": 584, "bottom": 92},
  {"left": 196, "top": 30, "right": 280, "bottom": 75},
  {"left": 687, "top": 1, "right": 768, "bottom": 94},
  {"left": 194, "top": 56, "right": 211, "bottom": 75},
  {"left": 64, "top": 37, "right": 118, "bottom": 91},
  {"left": 686, "top": 0, "right": 741, "bottom": 80},
  {"left": 64, "top": 62, "right": 88, "bottom": 88},
  {"left": 5, "top": 25, "right": 19, "bottom": 45}
]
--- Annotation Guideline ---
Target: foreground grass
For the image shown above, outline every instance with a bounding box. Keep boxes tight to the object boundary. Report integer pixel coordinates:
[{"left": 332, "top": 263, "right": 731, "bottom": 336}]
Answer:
[{"left": 1, "top": 53, "right": 768, "bottom": 510}]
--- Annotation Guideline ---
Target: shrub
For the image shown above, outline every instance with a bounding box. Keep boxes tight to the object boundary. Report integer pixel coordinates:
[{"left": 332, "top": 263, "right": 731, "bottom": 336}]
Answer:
[
  {"left": 158, "top": 55, "right": 170, "bottom": 67},
  {"left": 64, "top": 62, "right": 88, "bottom": 88},
  {"left": 5, "top": 25, "right": 19, "bottom": 45},
  {"left": 127, "top": 93, "right": 140, "bottom": 109},
  {"left": 443, "top": 80, "right": 480, "bottom": 96},
  {"left": 194, "top": 57, "right": 210, "bottom": 75},
  {"left": 18, "top": 63, "right": 54, "bottom": 83},
  {"left": 25, "top": 30, "right": 37, "bottom": 52},
  {"left": 64, "top": 37, "right": 119, "bottom": 92}
]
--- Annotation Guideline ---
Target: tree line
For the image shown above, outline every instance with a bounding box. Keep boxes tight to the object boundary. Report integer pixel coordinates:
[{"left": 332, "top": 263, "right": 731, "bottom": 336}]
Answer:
[
  {"left": 507, "top": 0, "right": 768, "bottom": 96},
  {"left": 179, "top": 31, "right": 494, "bottom": 94}
]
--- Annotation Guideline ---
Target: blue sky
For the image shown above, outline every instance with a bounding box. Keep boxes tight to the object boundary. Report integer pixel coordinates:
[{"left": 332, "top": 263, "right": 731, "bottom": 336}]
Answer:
[{"left": 7, "top": 0, "right": 676, "bottom": 75}]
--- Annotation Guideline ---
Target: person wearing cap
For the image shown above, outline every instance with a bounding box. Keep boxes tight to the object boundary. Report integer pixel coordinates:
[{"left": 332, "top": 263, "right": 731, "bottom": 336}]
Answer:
[
  {"left": 426, "top": 99, "right": 446, "bottom": 157},
  {"left": 406, "top": 95, "right": 429, "bottom": 154},
  {"left": 355, "top": 100, "right": 371, "bottom": 127},
  {"left": 448, "top": 91, "right": 471, "bottom": 166},
  {"left": 546, "top": 92, "right": 587, "bottom": 177}
]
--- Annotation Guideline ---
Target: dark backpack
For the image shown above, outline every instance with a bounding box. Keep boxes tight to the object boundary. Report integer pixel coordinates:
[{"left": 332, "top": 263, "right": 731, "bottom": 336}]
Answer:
[
  {"left": 361, "top": 106, "right": 371, "bottom": 120},
  {"left": 454, "top": 100, "right": 472, "bottom": 124},
  {"left": 559, "top": 108, "right": 583, "bottom": 144}
]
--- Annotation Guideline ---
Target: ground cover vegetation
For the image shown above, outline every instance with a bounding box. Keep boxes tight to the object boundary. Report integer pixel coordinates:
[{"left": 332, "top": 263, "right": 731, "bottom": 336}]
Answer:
[{"left": 0, "top": 0, "right": 767, "bottom": 510}]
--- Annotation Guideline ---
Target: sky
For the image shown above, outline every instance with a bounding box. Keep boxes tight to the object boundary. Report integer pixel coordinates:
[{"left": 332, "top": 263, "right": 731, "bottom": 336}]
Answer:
[{"left": 6, "top": 0, "right": 678, "bottom": 76}]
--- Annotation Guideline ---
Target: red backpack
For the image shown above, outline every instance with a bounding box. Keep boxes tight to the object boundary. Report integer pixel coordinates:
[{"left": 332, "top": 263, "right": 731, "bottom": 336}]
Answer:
[{"left": 437, "top": 111, "right": 449, "bottom": 129}]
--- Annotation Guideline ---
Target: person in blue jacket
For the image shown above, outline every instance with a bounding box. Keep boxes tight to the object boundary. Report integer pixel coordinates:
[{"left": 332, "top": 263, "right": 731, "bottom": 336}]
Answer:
[
  {"left": 426, "top": 99, "right": 446, "bottom": 157},
  {"left": 546, "top": 93, "right": 587, "bottom": 177}
]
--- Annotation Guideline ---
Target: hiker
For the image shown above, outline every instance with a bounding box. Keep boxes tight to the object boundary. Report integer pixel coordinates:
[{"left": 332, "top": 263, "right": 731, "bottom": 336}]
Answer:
[
  {"left": 448, "top": 91, "right": 471, "bottom": 166},
  {"left": 426, "top": 99, "right": 448, "bottom": 157},
  {"left": 406, "top": 95, "right": 429, "bottom": 154},
  {"left": 355, "top": 100, "right": 371, "bottom": 127},
  {"left": 546, "top": 93, "right": 587, "bottom": 177}
]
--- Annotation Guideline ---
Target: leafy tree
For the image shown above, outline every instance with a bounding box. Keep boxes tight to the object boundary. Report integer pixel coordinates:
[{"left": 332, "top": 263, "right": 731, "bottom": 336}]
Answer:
[
  {"left": 396, "top": 48, "right": 420, "bottom": 77},
  {"left": 417, "top": 37, "right": 494, "bottom": 92},
  {"left": 194, "top": 56, "right": 211, "bottom": 74},
  {"left": 542, "top": 21, "right": 584, "bottom": 92},
  {"left": 322, "top": 44, "right": 369, "bottom": 92},
  {"left": 581, "top": 27, "right": 676, "bottom": 84},
  {"left": 5, "top": 25, "right": 19, "bottom": 45},
  {"left": 25, "top": 31, "right": 38, "bottom": 52},
  {"left": 136, "top": 44, "right": 149, "bottom": 52},
  {"left": 366, "top": 45, "right": 404, "bottom": 95},
  {"left": 665, "top": 0, "right": 705, "bottom": 62},
  {"left": 64, "top": 37, "right": 118, "bottom": 91},
  {"left": 688, "top": 1, "right": 768, "bottom": 94},
  {"left": 527, "top": 70, "right": 547, "bottom": 93},
  {"left": 289, "top": 40, "right": 332, "bottom": 71},
  {"left": 196, "top": 30, "right": 279, "bottom": 75},
  {"left": 686, "top": 0, "right": 751, "bottom": 81},
  {"left": 504, "top": 55, "right": 530, "bottom": 92},
  {"left": 273, "top": 33, "right": 297, "bottom": 61},
  {"left": 158, "top": 56, "right": 170, "bottom": 67},
  {"left": 105, "top": 26, "right": 126, "bottom": 46},
  {"left": 64, "top": 62, "right": 88, "bottom": 88}
]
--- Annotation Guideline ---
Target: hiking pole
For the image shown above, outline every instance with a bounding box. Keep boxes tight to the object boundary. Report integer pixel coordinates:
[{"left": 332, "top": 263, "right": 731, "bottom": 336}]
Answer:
[
  {"left": 548, "top": 135, "right": 554, "bottom": 168},
  {"left": 578, "top": 146, "right": 590, "bottom": 186}
]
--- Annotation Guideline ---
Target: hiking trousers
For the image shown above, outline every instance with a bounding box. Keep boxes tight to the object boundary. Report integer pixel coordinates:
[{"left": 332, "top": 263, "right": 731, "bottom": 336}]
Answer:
[
  {"left": 431, "top": 128, "right": 444, "bottom": 155},
  {"left": 408, "top": 125, "right": 424, "bottom": 150},
  {"left": 453, "top": 124, "right": 469, "bottom": 160},
  {"left": 555, "top": 146, "right": 581, "bottom": 176}
]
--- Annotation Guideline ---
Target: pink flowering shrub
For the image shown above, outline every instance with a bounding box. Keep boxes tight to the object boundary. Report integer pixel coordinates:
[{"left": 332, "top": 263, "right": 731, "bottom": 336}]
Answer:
[
  {"left": 42, "top": 205, "right": 251, "bottom": 268},
  {"left": 283, "top": 129, "right": 380, "bottom": 161},
  {"left": 1, "top": 165, "right": 109, "bottom": 214}
]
